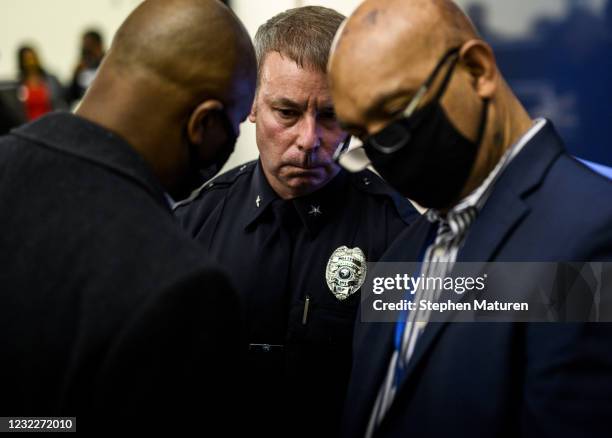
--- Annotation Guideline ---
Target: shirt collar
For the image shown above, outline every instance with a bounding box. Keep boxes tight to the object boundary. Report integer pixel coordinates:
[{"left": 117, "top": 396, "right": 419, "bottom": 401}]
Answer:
[
  {"left": 242, "top": 161, "right": 280, "bottom": 229},
  {"left": 243, "top": 162, "right": 346, "bottom": 236},
  {"left": 291, "top": 170, "right": 347, "bottom": 236},
  {"left": 428, "top": 118, "right": 547, "bottom": 224}
]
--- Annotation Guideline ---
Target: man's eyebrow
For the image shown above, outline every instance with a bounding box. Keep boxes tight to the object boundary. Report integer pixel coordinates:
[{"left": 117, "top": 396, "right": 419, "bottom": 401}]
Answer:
[
  {"left": 268, "top": 97, "right": 335, "bottom": 114},
  {"left": 269, "top": 97, "right": 302, "bottom": 108}
]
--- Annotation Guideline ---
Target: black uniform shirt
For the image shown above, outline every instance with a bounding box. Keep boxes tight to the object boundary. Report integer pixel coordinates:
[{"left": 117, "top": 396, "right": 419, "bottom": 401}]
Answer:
[{"left": 175, "top": 160, "right": 418, "bottom": 435}]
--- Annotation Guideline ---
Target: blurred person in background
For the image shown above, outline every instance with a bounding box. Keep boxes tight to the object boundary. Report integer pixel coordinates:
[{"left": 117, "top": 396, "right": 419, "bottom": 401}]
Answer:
[
  {"left": 17, "top": 45, "right": 67, "bottom": 121},
  {"left": 66, "top": 29, "right": 105, "bottom": 106}
]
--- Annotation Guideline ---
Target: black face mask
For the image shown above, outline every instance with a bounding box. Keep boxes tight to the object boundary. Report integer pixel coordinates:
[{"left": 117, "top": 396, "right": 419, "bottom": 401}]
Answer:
[
  {"left": 363, "top": 48, "right": 489, "bottom": 210},
  {"left": 182, "top": 109, "right": 237, "bottom": 195}
]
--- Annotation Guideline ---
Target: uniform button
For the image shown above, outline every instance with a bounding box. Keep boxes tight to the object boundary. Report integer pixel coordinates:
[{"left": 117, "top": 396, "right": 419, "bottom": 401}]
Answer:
[
  {"left": 256, "top": 195, "right": 262, "bottom": 207},
  {"left": 207, "top": 182, "right": 214, "bottom": 189},
  {"left": 363, "top": 177, "right": 371, "bottom": 186},
  {"left": 239, "top": 164, "right": 247, "bottom": 171}
]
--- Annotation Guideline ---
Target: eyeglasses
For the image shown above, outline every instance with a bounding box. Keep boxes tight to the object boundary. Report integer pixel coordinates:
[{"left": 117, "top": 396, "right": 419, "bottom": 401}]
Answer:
[{"left": 334, "top": 47, "right": 461, "bottom": 173}]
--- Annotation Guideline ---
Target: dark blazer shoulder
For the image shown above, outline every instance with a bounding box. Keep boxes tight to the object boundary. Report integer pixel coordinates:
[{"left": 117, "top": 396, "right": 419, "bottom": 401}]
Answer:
[{"left": 532, "top": 152, "right": 612, "bottom": 258}]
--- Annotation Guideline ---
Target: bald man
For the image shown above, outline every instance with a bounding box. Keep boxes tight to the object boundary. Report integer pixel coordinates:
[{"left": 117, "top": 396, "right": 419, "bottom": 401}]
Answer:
[
  {"left": 329, "top": 1, "right": 612, "bottom": 437},
  {"left": 0, "top": 0, "right": 255, "bottom": 429}
]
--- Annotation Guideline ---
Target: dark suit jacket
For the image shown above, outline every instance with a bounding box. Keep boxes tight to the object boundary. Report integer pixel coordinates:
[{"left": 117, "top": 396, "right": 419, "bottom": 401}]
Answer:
[
  {"left": 0, "top": 112, "right": 245, "bottom": 430},
  {"left": 343, "top": 121, "right": 612, "bottom": 437}
]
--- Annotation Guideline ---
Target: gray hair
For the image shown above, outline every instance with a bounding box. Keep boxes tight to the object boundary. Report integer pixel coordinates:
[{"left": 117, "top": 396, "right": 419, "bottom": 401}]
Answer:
[{"left": 254, "top": 6, "right": 345, "bottom": 81}]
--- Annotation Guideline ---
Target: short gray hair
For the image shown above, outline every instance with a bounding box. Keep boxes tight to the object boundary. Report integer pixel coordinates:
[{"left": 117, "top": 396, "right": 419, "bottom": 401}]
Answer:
[{"left": 254, "top": 6, "right": 345, "bottom": 81}]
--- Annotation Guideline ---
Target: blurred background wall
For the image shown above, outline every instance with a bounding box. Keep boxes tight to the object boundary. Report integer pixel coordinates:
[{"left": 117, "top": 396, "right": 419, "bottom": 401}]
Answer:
[{"left": 1, "top": 0, "right": 610, "bottom": 170}]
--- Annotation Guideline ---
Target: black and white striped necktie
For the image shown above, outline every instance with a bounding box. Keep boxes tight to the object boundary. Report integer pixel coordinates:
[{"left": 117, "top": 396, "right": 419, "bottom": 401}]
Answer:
[{"left": 366, "top": 206, "right": 478, "bottom": 437}]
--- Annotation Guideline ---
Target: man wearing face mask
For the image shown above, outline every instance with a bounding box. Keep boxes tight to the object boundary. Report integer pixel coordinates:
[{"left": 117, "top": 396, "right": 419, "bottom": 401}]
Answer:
[
  {"left": 0, "top": 0, "right": 256, "bottom": 429},
  {"left": 175, "top": 6, "right": 419, "bottom": 437},
  {"left": 329, "top": 0, "right": 612, "bottom": 437}
]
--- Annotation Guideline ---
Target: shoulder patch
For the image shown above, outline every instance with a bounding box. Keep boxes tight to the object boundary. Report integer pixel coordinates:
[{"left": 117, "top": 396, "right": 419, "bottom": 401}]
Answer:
[
  {"left": 172, "top": 160, "right": 256, "bottom": 210},
  {"left": 349, "top": 169, "right": 389, "bottom": 195},
  {"left": 206, "top": 160, "right": 256, "bottom": 186},
  {"left": 348, "top": 169, "right": 419, "bottom": 224}
]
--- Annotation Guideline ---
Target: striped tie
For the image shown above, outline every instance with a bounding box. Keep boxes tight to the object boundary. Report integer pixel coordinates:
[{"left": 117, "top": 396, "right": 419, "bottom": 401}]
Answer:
[{"left": 365, "top": 206, "right": 477, "bottom": 437}]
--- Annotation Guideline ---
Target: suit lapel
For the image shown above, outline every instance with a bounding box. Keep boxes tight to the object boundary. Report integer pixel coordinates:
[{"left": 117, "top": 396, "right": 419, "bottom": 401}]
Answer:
[
  {"left": 380, "top": 121, "right": 567, "bottom": 422},
  {"left": 384, "top": 192, "right": 530, "bottom": 413},
  {"left": 460, "top": 121, "right": 565, "bottom": 262},
  {"left": 347, "top": 218, "right": 436, "bottom": 434},
  {"left": 458, "top": 187, "right": 529, "bottom": 261}
]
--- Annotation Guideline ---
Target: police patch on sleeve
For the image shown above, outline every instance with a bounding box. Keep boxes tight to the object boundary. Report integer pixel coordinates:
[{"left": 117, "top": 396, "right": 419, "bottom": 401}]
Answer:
[{"left": 325, "top": 246, "right": 367, "bottom": 301}]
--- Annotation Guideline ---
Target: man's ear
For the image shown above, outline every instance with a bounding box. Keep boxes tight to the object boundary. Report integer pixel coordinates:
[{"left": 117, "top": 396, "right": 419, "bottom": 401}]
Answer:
[
  {"left": 460, "top": 39, "right": 497, "bottom": 99},
  {"left": 187, "top": 99, "right": 224, "bottom": 144},
  {"left": 248, "top": 100, "right": 257, "bottom": 123}
]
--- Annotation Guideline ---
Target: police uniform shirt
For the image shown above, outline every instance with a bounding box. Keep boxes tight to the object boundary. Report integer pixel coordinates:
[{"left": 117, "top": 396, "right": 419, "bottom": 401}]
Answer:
[{"left": 174, "top": 160, "right": 418, "bottom": 435}]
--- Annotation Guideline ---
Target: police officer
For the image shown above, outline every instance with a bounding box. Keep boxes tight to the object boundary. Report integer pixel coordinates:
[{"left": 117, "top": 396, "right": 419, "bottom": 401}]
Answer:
[{"left": 175, "top": 6, "right": 419, "bottom": 437}]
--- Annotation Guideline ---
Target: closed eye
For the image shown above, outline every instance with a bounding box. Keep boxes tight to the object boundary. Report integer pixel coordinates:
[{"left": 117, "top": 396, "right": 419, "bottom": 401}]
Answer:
[{"left": 275, "top": 108, "right": 299, "bottom": 119}]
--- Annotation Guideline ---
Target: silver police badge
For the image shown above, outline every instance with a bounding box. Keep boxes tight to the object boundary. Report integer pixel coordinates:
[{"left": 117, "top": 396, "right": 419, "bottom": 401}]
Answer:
[{"left": 325, "top": 246, "right": 367, "bottom": 301}]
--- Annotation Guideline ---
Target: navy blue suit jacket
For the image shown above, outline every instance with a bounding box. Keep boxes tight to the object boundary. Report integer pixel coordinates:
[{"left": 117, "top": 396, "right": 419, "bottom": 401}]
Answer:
[{"left": 343, "top": 122, "right": 612, "bottom": 437}]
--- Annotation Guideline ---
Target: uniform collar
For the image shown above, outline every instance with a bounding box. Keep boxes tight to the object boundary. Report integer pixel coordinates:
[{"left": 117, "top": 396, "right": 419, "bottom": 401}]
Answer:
[
  {"left": 11, "top": 111, "right": 170, "bottom": 210},
  {"left": 242, "top": 161, "right": 280, "bottom": 229},
  {"left": 291, "top": 170, "right": 347, "bottom": 236},
  {"left": 243, "top": 161, "right": 347, "bottom": 236}
]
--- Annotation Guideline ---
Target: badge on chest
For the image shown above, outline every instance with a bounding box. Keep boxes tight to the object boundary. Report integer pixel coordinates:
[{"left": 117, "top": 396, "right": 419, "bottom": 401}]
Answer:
[{"left": 325, "top": 246, "right": 367, "bottom": 301}]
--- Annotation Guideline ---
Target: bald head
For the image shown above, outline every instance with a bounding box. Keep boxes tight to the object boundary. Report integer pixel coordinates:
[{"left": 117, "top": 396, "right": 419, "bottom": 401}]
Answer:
[
  {"left": 108, "top": 0, "right": 255, "bottom": 106},
  {"left": 330, "top": 0, "right": 478, "bottom": 115},
  {"left": 388, "top": 0, "right": 474, "bottom": 44},
  {"left": 76, "top": 0, "right": 257, "bottom": 199},
  {"left": 334, "top": 0, "right": 477, "bottom": 58},
  {"left": 329, "top": 0, "right": 533, "bottom": 209}
]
